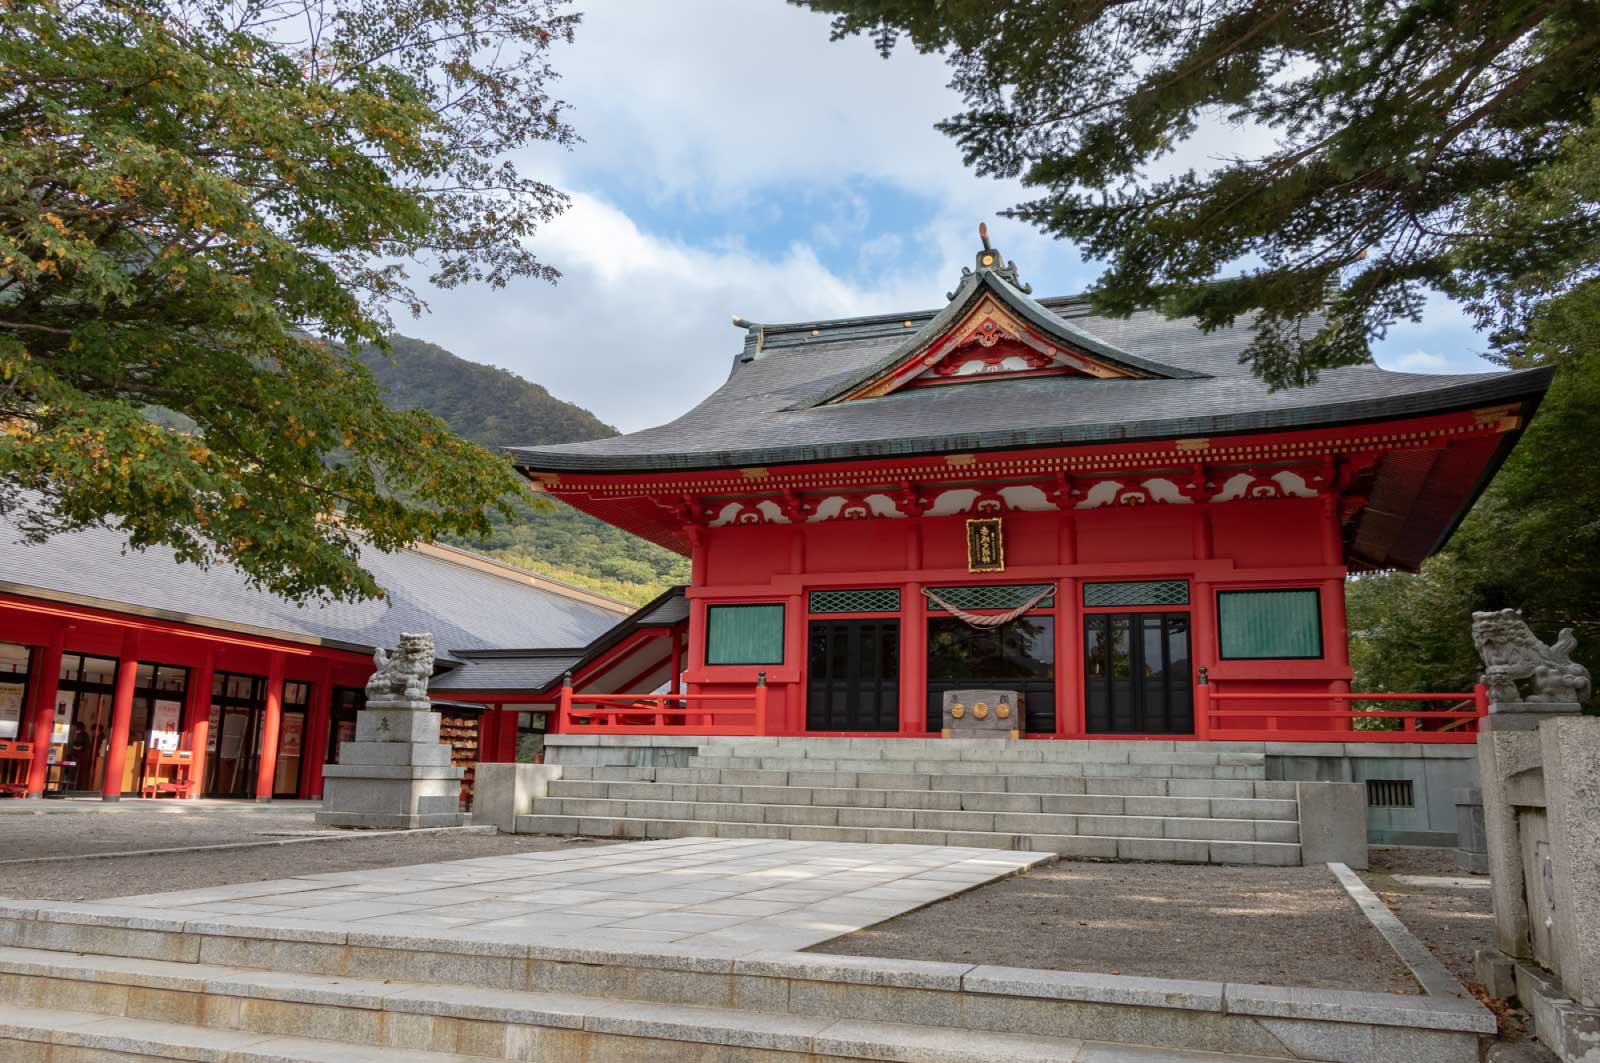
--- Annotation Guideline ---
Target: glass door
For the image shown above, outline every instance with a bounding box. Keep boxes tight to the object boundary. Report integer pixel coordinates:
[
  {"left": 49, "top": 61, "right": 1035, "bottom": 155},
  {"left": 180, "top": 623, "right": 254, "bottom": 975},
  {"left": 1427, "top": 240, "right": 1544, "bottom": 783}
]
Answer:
[
  {"left": 324, "top": 687, "right": 363, "bottom": 766},
  {"left": 806, "top": 619, "right": 900, "bottom": 732},
  {"left": 925, "top": 616, "right": 1056, "bottom": 734},
  {"left": 272, "top": 681, "right": 311, "bottom": 798},
  {"left": 1083, "top": 612, "right": 1192, "bottom": 734},
  {"left": 204, "top": 672, "right": 265, "bottom": 797},
  {"left": 57, "top": 654, "right": 119, "bottom": 792}
]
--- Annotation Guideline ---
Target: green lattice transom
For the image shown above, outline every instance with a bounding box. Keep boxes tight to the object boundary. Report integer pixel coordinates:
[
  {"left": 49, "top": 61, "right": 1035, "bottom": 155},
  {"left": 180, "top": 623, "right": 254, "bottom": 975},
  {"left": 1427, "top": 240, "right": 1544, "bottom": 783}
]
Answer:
[
  {"left": 1082, "top": 580, "right": 1190, "bottom": 608},
  {"left": 927, "top": 583, "right": 1055, "bottom": 611},
  {"left": 809, "top": 588, "right": 902, "bottom": 614}
]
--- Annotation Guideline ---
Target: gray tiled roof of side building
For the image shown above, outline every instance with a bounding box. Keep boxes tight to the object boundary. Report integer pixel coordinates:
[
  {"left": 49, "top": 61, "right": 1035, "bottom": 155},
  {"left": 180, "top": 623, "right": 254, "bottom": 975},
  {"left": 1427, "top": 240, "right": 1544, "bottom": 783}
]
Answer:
[
  {"left": 507, "top": 295, "right": 1552, "bottom": 473},
  {"left": 0, "top": 515, "right": 623, "bottom": 659},
  {"left": 430, "top": 652, "right": 584, "bottom": 692}
]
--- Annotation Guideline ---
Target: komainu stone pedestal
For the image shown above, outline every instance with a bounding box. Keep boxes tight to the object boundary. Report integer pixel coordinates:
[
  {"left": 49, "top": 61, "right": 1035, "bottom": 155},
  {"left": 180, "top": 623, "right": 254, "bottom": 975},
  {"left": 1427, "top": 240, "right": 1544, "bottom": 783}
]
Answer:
[
  {"left": 315, "top": 702, "right": 465, "bottom": 829},
  {"left": 315, "top": 632, "right": 465, "bottom": 830}
]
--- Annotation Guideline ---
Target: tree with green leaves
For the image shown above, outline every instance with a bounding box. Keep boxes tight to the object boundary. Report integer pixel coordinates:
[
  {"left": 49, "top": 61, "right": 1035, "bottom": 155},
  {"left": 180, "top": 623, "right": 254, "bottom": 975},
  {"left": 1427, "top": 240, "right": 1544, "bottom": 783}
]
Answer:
[
  {"left": 797, "top": 0, "right": 1600, "bottom": 386},
  {"left": 0, "top": 0, "right": 578, "bottom": 601}
]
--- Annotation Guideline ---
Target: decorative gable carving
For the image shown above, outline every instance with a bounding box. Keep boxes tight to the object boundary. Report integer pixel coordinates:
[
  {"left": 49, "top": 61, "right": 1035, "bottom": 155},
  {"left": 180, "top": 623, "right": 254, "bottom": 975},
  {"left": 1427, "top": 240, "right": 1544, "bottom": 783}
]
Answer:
[{"left": 837, "top": 295, "right": 1138, "bottom": 402}]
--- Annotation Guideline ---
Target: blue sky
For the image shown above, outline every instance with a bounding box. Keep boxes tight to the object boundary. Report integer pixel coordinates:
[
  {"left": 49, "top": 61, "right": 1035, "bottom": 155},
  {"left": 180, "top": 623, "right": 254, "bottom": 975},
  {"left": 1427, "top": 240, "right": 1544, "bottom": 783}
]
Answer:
[{"left": 407, "top": 1, "right": 1495, "bottom": 434}]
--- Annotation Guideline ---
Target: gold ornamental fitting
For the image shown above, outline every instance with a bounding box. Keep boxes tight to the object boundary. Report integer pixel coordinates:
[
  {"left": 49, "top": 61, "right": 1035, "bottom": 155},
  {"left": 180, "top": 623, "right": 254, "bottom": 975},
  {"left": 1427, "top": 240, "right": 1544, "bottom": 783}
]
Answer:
[
  {"left": 950, "top": 703, "right": 965, "bottom": 719},
  {"left": 997, "top": 702, "right": 1011, "bottom": 720},
  {"left": 974, "top": 702, "right": 989, "bottom": 720}
]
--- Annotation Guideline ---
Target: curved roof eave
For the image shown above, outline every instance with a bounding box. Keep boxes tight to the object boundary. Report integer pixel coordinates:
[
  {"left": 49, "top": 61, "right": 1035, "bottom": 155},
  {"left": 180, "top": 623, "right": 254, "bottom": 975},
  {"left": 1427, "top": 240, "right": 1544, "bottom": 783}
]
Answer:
[{"left": 509, "top": 365, "right": 1555, "bottom": 476}]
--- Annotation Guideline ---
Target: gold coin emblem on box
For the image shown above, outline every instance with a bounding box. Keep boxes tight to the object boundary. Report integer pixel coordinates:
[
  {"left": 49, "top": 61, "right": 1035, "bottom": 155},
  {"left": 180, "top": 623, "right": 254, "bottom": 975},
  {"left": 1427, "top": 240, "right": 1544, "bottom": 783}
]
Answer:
[
  {"left": 950, "top": 703, "right": 965, "bottom": 719},
  {"left": 974, "top": 702, "right": 989, "bottom": 720}
]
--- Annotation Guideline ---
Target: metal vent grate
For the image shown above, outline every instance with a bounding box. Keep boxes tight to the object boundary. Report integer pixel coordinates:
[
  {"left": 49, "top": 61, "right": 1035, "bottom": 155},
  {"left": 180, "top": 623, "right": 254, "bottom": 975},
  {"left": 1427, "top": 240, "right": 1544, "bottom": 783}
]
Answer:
[
  {"left": 1366, "top": 779, "right": 1415, "bottom": 808},
  {"left": 809, "top": 588, "right": 901, "bottom": 614},
  {"left": 1083, "top": 580, "right": 1190, "bottom": 607},
  {"left": 927, "top": 583, "right": 1055, "bottom": 611}
]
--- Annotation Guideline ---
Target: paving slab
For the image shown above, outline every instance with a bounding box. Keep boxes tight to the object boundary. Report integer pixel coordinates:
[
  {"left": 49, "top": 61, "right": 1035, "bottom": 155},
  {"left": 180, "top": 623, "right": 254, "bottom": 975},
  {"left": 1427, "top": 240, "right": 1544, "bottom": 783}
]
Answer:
[{"left": 79, "top": 837, "right": 1052, "bottom": 954}]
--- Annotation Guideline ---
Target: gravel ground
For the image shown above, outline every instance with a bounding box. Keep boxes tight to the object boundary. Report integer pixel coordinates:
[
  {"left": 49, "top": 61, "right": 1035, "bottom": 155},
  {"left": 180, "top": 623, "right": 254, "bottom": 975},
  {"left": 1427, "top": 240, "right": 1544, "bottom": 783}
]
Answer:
[
  {"left": 0, "top": 814, "right": 617, "bottom": 901},
  {"left": 811, "top": 858, "right": 1420, "bottom": 992},
  {"left": 0, "top": 807, "right": 332, "bottom": 860},
  {"left": 1363, "top": 846, "right": 1495, "bottom": 987}
]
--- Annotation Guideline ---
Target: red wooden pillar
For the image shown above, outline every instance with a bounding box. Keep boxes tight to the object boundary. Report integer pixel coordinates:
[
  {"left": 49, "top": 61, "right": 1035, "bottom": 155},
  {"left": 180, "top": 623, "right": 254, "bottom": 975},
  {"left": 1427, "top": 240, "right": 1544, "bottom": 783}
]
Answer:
[
  {"left": 1056, "top": 576, "right": 1082, "bottom": 738},
  {"left": 1191, "top": 580, "right": 1216, "bottom": 739},
  {"left": 300, "top": 660, "right": 333, "bottom": 798},
  {"left": 254, "top": 652, "right": 285, "bottom": 801},
  {"left": 184, "top": 649, "right": 216, "bottom": 799},
  {"left": 495, "top": 704, "right": 519, "bottom": 763},
  {"left": 100, "top": 629, "right": 140, "bottom": 801},
  {"left": 1190, "top": 505, "right": 1216, "bottom": 740},
  {"left": 24, "top": 625, "right": 66, "bottom": 797},
  {"left": 669, "top": 630, "right": 682, "bottom": 696},
  {"left": 1056, "top": 513, "right": 1081, "bottom": 738},
  {"left": 900, "top": 581, "right": 927, "bottom": 735}
]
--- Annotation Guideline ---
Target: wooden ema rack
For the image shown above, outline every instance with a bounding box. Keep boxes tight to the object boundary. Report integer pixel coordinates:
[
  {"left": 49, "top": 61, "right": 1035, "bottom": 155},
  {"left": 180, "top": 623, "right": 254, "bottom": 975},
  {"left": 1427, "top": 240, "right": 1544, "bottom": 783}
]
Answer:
[
  {"left": 140, "top": 749, "right": 196, "bottom": 799},
  {"left": 0, "top": 740, "right": 33, "bottom": 796}
]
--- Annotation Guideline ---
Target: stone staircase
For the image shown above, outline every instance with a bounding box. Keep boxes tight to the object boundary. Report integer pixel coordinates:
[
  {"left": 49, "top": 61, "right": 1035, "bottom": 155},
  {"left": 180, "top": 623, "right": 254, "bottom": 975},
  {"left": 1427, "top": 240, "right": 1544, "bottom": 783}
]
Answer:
[
  {"left": 0, "top": 896, "right": 1490, "bottom": 1062},
  {"left": 519, "top": 738, "right": 1306, "bottom": 865}
]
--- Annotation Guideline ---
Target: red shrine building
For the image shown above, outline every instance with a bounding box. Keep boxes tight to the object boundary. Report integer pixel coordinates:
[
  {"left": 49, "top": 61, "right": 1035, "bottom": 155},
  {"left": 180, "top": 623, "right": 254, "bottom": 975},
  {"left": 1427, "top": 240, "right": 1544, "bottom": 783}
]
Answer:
[{"left": 509, "top": 234, "right": 1552, "bottom": 744}]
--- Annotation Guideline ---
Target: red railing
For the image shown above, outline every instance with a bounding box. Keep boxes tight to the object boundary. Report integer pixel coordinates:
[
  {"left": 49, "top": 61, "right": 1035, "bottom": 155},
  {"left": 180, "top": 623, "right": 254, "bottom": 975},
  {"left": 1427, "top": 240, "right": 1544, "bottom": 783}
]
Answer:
[
  {"left": 1199, "top": 677, "right": 1489, "bottom": 743},
  {"left": 558, "top": 672, "right": 769, "bottom": 736}
]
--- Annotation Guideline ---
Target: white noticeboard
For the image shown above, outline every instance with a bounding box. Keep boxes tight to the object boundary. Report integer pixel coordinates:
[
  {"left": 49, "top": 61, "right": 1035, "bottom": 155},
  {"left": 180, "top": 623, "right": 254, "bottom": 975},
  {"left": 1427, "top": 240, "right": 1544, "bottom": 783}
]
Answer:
[
  {"left": 0, "top": 681, "right": 23, "bottom": 739},
  {"left": 52, "top": 693, "right": 72, "bottom": 746},
  {"left": 150, "top": 699, "right": 183, "bottom": 752}
]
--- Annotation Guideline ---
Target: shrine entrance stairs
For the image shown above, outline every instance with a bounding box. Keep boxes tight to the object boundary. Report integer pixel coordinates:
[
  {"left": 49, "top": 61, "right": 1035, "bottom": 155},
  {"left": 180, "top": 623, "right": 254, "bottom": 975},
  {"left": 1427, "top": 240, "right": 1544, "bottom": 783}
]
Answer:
[{"left": 513, "top": 737, "right": 1365, "bottom": 867}]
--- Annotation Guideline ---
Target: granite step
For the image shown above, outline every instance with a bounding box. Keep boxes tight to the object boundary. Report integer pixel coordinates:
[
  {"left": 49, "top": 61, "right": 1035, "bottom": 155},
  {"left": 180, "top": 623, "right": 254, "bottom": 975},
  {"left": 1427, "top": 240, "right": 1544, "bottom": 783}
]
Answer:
[
  {"left": 545, "top": 778, "right": 1301, "bottom": 820},
  {"left": 514, "top": 814, "right": 1302, "bottom": 864},
  {"left": 0, "top": 908, "right": 1491, "bottom": 1063},
  {"left": 562, "top": 764, "right": 1297, "bottom": 798},
  {"left": 687, "top": 754, "right": 1267, "bottom": 780},
  {"left": 0, "top": 954, "right": 1297, "bottom": 1063},
  {"left": 528, "top": 797, "right": 1301, "bottom": 844}
]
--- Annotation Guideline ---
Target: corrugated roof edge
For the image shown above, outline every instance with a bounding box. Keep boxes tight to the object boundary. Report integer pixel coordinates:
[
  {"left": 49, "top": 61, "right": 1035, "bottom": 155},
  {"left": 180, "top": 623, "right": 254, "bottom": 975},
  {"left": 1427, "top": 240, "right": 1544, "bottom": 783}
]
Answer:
[{"left": 509, "top": 365, "right": 1556, "bottom": 475}]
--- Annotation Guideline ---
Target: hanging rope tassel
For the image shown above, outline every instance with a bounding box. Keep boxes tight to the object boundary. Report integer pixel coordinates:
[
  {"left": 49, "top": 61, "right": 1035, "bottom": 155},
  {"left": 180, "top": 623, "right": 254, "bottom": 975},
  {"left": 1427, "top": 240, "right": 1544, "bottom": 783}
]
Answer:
[{"left": 922, "top": 586, "right": 1054, "bottom": 628}]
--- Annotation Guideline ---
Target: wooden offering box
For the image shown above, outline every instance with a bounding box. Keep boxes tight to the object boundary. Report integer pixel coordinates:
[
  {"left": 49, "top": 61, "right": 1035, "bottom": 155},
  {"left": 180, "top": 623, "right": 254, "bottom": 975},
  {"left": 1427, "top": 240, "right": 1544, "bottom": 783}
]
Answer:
[
  {"left": 0, "top": 740, "right": 32, "bottom": 796},
  {"left": 141, "top": 748, "right": 196, "bottom": 799}
]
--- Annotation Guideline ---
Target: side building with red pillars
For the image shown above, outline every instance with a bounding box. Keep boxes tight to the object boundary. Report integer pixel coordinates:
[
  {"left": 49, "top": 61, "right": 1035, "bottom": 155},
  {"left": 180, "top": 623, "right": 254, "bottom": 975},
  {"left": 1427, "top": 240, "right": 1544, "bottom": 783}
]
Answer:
[{"left": 0, "top": 518, "right": 629, "bottom": 803}]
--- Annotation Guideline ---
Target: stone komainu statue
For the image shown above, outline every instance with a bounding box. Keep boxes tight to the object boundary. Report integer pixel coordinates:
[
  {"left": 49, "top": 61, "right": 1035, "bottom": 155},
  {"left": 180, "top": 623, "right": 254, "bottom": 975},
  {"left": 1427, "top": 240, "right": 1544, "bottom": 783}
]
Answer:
[
  {"left": 1471, "top": 609, "right": 1591, "bottom": 705},
  {"left": 365, "top": 632, "right": 435, "bottom": 704}
]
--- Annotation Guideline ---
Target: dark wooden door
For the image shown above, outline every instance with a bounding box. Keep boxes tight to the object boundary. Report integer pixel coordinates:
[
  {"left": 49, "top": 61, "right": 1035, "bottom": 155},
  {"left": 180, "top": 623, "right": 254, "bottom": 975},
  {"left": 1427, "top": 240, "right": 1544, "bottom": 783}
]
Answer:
[
  {"left": 1084, "top": 612, "right": 1193, "bottom": 734},
  {"left": 807, "top": 619, "right": 900, "bottom": 732}
]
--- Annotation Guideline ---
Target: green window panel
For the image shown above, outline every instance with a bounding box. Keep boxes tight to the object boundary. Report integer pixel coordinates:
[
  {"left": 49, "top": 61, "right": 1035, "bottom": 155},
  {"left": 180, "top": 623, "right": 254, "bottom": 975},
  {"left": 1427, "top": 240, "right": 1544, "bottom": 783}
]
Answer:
[
  {"left": 705, "top": 604, "right": 785, "bottom": 665},
  {"left": 1082, "top": 580, "right": 1190, "bottom": 608},
  {"left": 809, "top": 588, "right": 901, "bottom": 614},
  {"left": 926, "top": 583, "right": 1055, "bottom": 611},
  {"left": 1218, "top": 589, "right": 1323, "bottom": 660}
]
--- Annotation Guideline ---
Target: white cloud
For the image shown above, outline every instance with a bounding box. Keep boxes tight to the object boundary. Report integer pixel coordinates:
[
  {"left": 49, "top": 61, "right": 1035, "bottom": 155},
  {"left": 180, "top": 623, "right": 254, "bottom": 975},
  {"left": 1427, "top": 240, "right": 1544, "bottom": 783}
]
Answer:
[
  {"left": 412, "top": 193, "right": 945, "bottom": 432},
  {"left": 1383, "top": 350, "right": 1451, "bottom": 373},
  {"left": 395, "top": 0, "right": 1502, "bottom": 435}
]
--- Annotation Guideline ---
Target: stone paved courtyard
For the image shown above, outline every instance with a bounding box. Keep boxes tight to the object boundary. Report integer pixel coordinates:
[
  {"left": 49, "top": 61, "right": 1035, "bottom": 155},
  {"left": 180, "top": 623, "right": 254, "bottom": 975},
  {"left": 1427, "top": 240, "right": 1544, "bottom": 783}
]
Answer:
[{"left": 100, "top": 837, "right": 1052, "bottom": 953}]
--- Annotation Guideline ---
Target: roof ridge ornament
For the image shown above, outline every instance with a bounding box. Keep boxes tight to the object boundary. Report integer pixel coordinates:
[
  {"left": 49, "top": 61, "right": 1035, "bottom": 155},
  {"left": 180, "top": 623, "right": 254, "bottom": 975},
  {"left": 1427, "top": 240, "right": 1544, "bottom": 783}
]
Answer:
[{"left": 949, "top": 223, "right": 1032, "bottom": 299}]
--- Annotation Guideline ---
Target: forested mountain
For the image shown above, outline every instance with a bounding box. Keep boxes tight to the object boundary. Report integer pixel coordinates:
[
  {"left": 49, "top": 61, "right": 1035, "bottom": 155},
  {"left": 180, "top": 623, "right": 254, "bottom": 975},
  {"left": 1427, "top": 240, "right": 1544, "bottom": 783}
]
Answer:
[
  {"left": 360, "top": 337, "right": 617, "bottom": 447},
  {"left": 367, "top": 335, "right": 689, "bottom": 603}
]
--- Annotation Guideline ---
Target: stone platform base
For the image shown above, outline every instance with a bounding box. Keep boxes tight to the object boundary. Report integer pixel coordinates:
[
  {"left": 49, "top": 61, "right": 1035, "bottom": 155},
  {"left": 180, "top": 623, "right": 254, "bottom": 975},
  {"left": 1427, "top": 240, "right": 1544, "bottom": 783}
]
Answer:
[
  {"left": 314, "top": 700, "right": 465, "bottom": 830},
  {"left": 1478, "top": 948, "right": 1600, "bottom": 1063},
  {"left": 0, "top": 839, "right": 1495, "bottom": 1063},
  {"left": 311, "top": 809, "right": 466, "bottom": 830}
]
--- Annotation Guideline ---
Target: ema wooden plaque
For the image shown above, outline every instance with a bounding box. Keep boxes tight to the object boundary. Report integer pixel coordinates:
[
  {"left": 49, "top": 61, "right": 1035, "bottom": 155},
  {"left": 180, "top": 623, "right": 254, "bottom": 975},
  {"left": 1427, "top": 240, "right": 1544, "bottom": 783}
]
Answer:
[{"left": 965, "top": 516, "right": 1004, "bottom": 573}]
